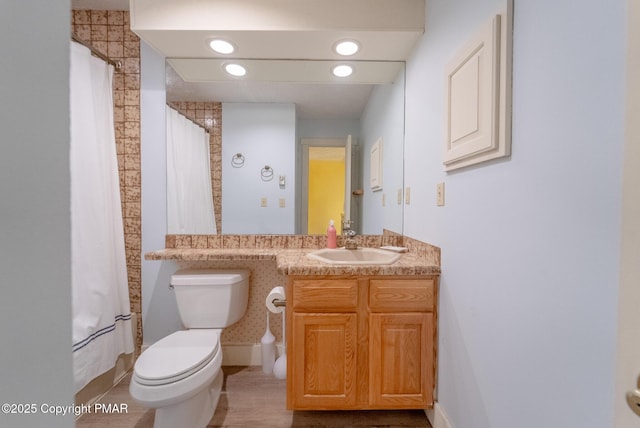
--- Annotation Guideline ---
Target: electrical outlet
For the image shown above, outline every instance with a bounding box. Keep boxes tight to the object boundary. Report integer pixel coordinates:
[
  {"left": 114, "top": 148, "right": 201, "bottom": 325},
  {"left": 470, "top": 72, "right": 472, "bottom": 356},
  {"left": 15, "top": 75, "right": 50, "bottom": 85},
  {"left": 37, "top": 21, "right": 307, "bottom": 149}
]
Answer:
[
  {"left": 260, "top": 197, "right": 267, "bottom": 207},
  {"left": 436, "top": 183, "right": 445, "bottom": 206}
]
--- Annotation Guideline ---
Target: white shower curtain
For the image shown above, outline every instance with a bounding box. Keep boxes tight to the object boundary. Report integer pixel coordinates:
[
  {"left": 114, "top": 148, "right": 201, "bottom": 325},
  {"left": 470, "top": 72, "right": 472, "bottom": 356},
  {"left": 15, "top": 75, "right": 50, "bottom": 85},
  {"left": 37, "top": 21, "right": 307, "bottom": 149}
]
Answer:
[
  {"left": 70, "top": 42, "right": 134, "bottom": 393},
  {"left": 166, "top": 106, "right": 217, "bottom": 234}
]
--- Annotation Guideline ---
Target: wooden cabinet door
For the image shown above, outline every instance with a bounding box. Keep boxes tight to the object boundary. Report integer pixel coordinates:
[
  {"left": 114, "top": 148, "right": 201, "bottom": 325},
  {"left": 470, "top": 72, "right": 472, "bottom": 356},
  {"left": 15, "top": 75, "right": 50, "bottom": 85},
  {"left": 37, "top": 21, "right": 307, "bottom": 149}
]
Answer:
[
  {"left": 369, "top": 312, "right": 433, "bottom": 408},
  {"left": 291, "top": 313, "right": 357, "bottom": 409}
]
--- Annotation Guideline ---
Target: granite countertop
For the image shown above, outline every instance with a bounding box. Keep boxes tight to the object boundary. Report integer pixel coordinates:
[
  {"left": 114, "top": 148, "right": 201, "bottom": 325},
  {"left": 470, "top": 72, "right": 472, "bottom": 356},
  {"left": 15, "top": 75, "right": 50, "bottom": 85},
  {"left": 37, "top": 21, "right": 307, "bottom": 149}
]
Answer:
[
  {"left": 145, "top": 248, "right": 280, "bottom": 261},
  {"left": 145, "top": 247, "right": 440, "bottom": 276}
]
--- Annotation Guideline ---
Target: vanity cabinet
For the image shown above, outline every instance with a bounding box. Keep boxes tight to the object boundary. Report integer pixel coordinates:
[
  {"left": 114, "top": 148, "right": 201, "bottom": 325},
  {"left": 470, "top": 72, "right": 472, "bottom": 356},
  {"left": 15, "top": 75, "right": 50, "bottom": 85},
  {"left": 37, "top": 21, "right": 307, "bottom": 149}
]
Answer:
[
  {"left": 290, "top": 279, "right": 359, "bottom": 409},
  {"left": 368, "top": 279, "right": 435, "bottom": 408},
  {"left": 286, "top": 276, "right": 437, "bottom": 410}
]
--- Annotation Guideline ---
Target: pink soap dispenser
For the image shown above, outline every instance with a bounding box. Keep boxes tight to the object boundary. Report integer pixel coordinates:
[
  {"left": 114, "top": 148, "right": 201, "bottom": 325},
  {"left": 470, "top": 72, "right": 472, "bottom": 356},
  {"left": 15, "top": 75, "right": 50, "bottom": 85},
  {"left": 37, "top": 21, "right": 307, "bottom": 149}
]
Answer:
[{"left": 327, "top": 220, "right": 337, "bottom": 249}]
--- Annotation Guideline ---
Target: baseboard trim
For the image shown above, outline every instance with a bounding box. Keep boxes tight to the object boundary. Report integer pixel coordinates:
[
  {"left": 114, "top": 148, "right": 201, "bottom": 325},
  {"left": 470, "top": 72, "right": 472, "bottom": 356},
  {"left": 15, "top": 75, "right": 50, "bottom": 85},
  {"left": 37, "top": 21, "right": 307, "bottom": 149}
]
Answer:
[
  {"left": 222, "top": 343, "right": 284, "bottom": 366},
  {"left": 426, "top": 402, "right": 454, "bottom": 428},
  {"left": 141, "top": 342, "right": 284, "bottom": 366}
]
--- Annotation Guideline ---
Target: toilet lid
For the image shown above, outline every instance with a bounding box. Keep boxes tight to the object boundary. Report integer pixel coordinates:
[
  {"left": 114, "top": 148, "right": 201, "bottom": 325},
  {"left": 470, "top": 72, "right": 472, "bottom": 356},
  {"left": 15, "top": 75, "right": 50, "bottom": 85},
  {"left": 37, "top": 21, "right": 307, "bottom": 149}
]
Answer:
[{"left": 134, "top": 330, "right": 219, "bottom": 386}]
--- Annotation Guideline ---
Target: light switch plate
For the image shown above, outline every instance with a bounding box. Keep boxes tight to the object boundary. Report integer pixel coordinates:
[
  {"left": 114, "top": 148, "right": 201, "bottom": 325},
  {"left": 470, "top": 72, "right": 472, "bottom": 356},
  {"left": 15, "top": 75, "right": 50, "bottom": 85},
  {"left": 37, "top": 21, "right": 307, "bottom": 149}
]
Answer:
[{"left": 436, "top": 183, "right": 445, "bottom": 206}]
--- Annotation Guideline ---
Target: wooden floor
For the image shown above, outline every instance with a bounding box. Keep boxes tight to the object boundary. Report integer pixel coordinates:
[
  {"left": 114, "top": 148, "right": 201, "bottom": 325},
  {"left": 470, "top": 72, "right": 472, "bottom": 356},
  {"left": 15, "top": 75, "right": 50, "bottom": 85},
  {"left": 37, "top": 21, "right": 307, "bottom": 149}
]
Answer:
[{"left": 76, "top": 366, "right": 432, "bottom": 427}]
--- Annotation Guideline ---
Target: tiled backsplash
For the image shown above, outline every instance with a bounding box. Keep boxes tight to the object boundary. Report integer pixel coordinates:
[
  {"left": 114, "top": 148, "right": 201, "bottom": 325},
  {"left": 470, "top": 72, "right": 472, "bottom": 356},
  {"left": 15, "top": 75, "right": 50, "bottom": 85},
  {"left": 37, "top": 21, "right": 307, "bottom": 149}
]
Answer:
[
  {"left": 165, "top": 233, "right": 403, "bottom": 250},
  {"left": 163, "top": 232, "right": 440, "bottom": 268},
  {"left": 401, "top": 234, "right": 442, "bottom": 267}
]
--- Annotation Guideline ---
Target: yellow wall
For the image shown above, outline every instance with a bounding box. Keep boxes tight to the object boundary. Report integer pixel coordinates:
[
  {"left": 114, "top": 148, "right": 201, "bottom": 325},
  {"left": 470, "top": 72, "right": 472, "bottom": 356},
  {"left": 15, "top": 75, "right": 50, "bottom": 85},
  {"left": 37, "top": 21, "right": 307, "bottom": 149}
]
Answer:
[{"left": 308, "top": 159, "right": 345, "bottom": 234}]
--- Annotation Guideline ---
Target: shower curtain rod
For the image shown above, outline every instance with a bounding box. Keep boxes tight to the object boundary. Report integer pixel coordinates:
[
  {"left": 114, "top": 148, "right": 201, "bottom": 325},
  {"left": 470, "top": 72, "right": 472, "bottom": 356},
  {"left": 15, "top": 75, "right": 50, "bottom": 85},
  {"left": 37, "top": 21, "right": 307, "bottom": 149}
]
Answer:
[
  {"left": 167, "top": 102, "right": 210, "bottom": 132},
  {"left": 71, "top": 34, "right": 122, "bottom": 71}
]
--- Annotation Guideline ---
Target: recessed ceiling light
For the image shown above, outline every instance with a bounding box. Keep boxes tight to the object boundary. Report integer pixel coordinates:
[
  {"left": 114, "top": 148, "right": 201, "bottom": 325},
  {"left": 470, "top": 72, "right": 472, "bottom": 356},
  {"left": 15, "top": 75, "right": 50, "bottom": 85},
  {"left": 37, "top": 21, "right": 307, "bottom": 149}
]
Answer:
[
  {"left": 334, "top": 40, "right": 359, "bottom": 56},
  {"left": 209, "top": 39, "right": 235, "bottom": 55},
  {"left": 332, "top": 64, "right": 353, "bottom": 78},
  {"left": 224, "top": 63, "right": 246, "bottom": 77}
]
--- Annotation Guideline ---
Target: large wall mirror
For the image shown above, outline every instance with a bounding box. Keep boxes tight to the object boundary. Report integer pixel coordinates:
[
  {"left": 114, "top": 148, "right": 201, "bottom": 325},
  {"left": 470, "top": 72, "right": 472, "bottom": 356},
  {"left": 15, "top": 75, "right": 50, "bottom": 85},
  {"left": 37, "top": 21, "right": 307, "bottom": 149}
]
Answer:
[
  {"left": 127, "top": 0, "right": 423, "bottom": 237},
  {"left": 165, "top": 59, "right": 406, "bottom": 236}
]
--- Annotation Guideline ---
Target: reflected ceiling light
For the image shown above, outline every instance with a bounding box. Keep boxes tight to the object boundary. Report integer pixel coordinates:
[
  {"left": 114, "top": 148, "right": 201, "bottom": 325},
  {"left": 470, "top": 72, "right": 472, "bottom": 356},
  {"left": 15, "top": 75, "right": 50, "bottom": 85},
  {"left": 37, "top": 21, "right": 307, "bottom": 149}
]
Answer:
[
  {"left": 334, "top": 40, "right": 359, "bottom": 56},
  {"left": 224, "top": 63, "right": 246, "bottom": 77},
  {"left": 332, "top": 64, "right": 353, "bottom": 77},
  {"left": 209, "top": 39, "right": 235, "bottom": 54}
]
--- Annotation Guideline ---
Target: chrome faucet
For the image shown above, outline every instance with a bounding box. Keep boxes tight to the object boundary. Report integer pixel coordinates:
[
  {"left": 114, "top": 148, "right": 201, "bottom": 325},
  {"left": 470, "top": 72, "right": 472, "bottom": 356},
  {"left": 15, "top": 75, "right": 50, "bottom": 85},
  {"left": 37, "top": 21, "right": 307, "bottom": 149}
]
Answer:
[
  {"left": 344, "top": 236, "right": 358, "bottom": 250},
  {"left": 342, "top": 219, "right": 355, "bottom": 235},
  {"left": 342, "top": 221, "right": 358, "bottom": 250}
]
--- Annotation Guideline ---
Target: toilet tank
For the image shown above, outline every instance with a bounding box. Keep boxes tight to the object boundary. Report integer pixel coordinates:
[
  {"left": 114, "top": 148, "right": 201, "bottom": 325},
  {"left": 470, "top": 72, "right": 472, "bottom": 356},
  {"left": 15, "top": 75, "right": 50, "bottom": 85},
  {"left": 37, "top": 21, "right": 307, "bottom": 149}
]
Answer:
[{"left": 170, "top": 269, "right": 250, "bottom": 329}]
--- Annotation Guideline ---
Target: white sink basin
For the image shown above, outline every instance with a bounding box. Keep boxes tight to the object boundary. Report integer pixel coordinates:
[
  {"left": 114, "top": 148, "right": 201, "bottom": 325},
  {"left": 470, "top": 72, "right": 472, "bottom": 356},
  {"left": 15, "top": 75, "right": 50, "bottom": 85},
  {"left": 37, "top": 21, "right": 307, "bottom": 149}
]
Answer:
[{"left": 307, "top": 248, "right": 401, "bottom": 265}]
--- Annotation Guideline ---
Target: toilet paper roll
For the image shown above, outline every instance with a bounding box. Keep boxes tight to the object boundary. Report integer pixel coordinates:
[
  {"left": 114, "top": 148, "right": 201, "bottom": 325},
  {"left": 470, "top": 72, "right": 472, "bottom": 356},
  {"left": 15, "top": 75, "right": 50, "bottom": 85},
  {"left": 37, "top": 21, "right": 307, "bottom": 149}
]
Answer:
[{"left": 266, "top": 286, "right": 286, "bottom": 314}]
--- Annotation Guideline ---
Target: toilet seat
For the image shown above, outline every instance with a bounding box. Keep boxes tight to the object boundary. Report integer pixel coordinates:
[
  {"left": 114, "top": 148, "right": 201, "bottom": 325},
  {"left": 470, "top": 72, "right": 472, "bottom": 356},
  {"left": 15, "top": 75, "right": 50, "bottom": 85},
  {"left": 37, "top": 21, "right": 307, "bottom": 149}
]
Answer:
[{"left": 134, "top": 330, "right": 220, "bottom": 386}]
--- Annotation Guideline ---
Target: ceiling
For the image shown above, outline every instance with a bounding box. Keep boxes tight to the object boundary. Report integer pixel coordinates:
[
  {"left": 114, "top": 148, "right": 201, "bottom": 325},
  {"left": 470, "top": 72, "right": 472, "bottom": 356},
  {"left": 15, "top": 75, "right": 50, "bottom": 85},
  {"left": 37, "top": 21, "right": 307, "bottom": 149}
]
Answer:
[
  {"left": 72, "top": 0, "right": 425, "bottom": 119},
  {"left": 165, "top": 65, "right": 375, "bottom": 119}
]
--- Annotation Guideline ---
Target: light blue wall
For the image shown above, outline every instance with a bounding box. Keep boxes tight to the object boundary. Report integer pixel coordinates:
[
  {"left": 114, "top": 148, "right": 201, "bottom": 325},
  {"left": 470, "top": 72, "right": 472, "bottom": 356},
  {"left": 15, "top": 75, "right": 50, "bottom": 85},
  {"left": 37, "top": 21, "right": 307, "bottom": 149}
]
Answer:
[
  {"left": 360, "top": 70, "right": 406, "bottom": 235},
  {"left": 404, "top": 1, "right": 625, "bottom": 427},
  {"left": 222, "top": 103, "right": 296, "bottom": 234},
  {"left": 0, "top": 1, "right": 74, "bottom": 427},
  {"left": 297, "top": 118, "right": 360, "bottom": 140},
  {"left": 140, "top": 41, "right": 184, "bottom": 346}
]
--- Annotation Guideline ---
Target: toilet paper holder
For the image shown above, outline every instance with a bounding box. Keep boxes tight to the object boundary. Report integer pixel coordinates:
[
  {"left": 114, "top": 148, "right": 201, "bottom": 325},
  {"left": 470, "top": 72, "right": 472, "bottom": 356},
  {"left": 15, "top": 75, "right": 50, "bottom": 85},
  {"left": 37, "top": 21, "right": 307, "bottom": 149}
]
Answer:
[
  {"left": 266, "top": 286, "right": 286, "bottom": 313},
  {"left": 271, "top": 298, "right": 286, "bottom": 307}
]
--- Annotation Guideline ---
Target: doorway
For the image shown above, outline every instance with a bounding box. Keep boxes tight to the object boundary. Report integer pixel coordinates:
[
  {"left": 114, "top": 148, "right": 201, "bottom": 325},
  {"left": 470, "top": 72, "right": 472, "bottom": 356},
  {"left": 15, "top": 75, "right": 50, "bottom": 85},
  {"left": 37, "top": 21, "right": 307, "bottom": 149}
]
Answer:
[
  {"left": 307, "top": 146, "right": 346, "bottom": 234},
  {"left": 300, "top": 137, "right": 356, "bottom": 235}
]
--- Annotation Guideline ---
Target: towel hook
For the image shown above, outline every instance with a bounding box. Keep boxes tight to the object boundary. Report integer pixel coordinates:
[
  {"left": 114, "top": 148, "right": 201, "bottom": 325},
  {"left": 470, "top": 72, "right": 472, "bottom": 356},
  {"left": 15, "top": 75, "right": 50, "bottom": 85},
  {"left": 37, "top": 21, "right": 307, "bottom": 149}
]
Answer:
[{"left": 261, "top": 165, "right": 274, "bottom": 181}]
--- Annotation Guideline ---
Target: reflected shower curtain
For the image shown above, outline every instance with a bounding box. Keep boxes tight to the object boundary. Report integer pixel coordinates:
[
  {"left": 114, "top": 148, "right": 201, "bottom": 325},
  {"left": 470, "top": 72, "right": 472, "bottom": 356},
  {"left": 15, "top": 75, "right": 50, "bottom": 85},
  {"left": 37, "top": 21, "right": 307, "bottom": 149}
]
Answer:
[
  {"left": 70, "top": 42, "right": 134, "bottom": 393},
  {"left": 166, "top": 106, "right": 217, "bottom": 234}
]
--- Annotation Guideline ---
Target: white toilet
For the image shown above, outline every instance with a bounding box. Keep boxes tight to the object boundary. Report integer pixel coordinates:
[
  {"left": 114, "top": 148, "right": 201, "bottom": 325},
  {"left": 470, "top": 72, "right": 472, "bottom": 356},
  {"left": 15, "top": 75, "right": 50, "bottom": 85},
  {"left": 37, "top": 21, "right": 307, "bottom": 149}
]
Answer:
[{"left": 130, "top": 269, "right": 250, "bottom": 428}]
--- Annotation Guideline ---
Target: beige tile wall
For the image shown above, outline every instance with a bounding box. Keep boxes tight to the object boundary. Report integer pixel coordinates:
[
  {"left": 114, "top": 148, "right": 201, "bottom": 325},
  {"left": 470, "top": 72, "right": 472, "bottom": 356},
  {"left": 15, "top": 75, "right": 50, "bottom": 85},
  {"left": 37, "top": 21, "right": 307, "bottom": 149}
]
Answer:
[{"left": 72, "top": 10, "right": 142, "bottom": 355}]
